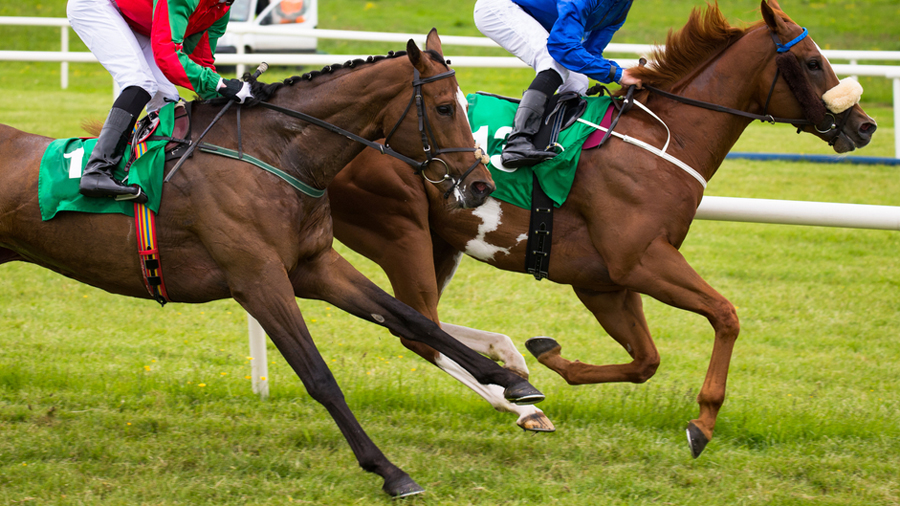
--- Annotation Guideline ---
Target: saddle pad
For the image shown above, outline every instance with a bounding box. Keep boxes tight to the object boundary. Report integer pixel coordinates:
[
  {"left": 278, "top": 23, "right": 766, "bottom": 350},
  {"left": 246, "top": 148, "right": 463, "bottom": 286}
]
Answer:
[
  {"left": 467, "top": 93, "right": 612, "bottom": 210},
  {"left": 38, "top": 103, "right": 175, "bottom": 221}
]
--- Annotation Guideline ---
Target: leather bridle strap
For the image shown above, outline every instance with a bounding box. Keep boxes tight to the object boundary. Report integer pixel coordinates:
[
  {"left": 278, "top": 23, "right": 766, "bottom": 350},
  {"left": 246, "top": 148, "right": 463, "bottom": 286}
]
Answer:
[
  {"left": 257, "top": 100, "right": 425, "bottom": 169},
  {"left": 260, "top": 67, "right": 484, "bottom": 199},
  {"left": 644, "top": 84, "right": 813, "bottom": 126}
]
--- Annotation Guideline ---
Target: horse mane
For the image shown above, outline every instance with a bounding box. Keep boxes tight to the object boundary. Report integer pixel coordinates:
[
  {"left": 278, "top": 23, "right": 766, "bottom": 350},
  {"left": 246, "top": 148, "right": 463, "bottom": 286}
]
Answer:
[
  {"left": 243, "top": 49, "right": 448, "bottom": 104},
  {"left": 626, "top": 3, "right": 764, "bottom": 93}
]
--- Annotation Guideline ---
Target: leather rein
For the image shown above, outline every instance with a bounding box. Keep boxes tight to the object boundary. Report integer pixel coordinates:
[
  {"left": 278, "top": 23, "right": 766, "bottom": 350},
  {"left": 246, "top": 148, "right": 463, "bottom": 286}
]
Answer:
[
  {"left": 256, "top": 67, "right": 484, "bottom": 199},
  {"left": 643, "top": 26, "right": 852, "bottom": 145}
]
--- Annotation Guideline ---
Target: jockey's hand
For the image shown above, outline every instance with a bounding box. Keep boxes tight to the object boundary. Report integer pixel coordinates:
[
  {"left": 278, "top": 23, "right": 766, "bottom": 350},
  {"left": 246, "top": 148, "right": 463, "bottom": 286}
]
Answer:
[
  {"left": 618, "top": 68, "right": 643, "bottom": 89},
  {"left": 217, "top": 78, "right": 254, "bottom": 103}
]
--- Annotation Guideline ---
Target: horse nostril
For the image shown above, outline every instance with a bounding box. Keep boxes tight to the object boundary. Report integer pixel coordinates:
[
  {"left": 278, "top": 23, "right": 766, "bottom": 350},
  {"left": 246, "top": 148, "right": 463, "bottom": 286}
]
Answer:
[
  {"left": 859, "top": 122, "right": 876, "bottom": 136},
  {"left": 472, "top": 181, "right": 494, "bottom": 195}
]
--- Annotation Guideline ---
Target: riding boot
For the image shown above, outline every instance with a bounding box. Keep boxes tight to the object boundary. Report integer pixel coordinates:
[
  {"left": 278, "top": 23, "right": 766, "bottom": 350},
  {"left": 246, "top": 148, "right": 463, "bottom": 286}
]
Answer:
[
  {"left": 501, "top": 89, "right": 557, "bottom": 168},
  {"left": 79, "top": 106, "right": 142, "bottom": 199}
]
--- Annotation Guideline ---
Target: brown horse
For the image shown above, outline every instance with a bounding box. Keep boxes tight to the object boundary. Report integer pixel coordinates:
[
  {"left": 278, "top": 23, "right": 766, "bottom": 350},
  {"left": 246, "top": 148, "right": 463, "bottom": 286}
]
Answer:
[
  {"left": 328, "top": 1, "right": 877, "bottom": 456},
  {"left": 0, "top": 30, "right": 551, "bottom": 497}
]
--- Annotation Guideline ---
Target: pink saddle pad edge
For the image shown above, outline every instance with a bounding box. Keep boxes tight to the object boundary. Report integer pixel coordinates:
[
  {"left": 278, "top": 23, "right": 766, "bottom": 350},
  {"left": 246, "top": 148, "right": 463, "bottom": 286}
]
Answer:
[{"left": 581, "top": 103, "right": 616, "bottom": 150}]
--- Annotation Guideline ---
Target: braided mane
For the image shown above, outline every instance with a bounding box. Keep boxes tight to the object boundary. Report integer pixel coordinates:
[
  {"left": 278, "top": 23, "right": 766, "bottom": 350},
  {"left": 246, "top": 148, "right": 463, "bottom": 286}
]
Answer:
[{"left": 242, "top": 49, "right": 448, "bottom": 104}]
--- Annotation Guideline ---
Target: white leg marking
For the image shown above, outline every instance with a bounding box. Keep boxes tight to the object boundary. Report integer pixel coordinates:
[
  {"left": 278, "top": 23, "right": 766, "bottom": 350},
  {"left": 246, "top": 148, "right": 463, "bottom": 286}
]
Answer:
[
  {"left": 435, "top": 353, "right": 541, "bottom": 418},
  {"left": 440, "top": 322, "right": 529, "bottom": 377},
  {"left": 465, "top": 197, "right": 512, "bottom": 261}
]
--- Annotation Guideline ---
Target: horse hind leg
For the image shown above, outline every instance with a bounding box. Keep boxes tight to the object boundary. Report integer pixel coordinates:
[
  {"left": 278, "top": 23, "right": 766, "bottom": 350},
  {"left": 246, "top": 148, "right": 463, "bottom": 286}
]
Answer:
[
  {"left": 293, "top": 249, "right": 545, "bottom": 404},
  {"left": 526, "top": 287, "right": 660, "bottom": 386}
]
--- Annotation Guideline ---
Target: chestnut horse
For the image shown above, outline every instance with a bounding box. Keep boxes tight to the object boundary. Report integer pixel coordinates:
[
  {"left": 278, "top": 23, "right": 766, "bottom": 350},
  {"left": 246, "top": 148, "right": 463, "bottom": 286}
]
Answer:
[
  {"left": 0, "top": 31, "right": 549, "bottom": 497},
  {"left": 329, "top": 1, "right": 877, "bottom": 456}
]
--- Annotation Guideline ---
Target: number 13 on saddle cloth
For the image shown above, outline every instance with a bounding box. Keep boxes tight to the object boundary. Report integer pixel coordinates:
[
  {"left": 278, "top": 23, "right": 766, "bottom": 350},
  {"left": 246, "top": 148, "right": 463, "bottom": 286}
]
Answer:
[{"left": 468, "top": 92, "right": 613, "bottom": 210}]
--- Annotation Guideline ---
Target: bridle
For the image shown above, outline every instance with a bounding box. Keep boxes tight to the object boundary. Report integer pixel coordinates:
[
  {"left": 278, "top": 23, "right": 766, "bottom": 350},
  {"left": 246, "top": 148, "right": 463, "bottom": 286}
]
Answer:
[
  {"left": 257, "top": 67, "right": 486, "bottom": 200},
  {"left": 644, "top": 25, "right": 853, "bottom": 145}
]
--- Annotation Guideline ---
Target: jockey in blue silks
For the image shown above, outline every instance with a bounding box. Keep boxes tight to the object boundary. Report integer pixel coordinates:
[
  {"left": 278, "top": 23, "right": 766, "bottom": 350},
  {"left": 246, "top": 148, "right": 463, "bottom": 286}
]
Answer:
[{"left": 474, "top": 0, "right": 643, "bottom": 167}]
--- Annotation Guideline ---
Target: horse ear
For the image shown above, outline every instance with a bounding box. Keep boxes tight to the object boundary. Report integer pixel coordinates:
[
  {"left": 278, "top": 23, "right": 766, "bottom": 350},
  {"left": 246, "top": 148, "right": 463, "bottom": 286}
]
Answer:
[
  {"left": 407, "top": 38, "right": 421, "bottom": 67},
  {"left": 425, "top": 28, "right": 444, "bottom": 57},
  {"left": 761, "top": 0, "right": 787, "bottom": 34}
]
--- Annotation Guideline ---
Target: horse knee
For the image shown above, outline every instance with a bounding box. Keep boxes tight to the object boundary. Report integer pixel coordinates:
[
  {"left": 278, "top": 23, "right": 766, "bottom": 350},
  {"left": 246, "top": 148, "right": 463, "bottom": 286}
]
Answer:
[{"left": 712, "top": 301, "right": 740, "bottom": 339}]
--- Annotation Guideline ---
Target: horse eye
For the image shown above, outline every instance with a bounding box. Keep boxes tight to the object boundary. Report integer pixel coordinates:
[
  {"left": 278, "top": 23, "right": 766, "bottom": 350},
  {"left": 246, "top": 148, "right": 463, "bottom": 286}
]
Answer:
[
  {"left": 436, "top": 105, "right": 454, "bottom": 116},
  {"left": 807, "top": 59, "right": 821, "bottom": 71}
]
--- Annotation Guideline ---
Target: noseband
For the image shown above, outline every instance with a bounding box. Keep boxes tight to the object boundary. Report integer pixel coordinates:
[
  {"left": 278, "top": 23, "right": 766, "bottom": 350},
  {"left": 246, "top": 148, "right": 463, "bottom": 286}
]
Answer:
[
  {"left": 645, "top": 26, "right": 858, "bottom": 145},
  {"left": 383, "top": 68, "right": 487, "bottom": 199},
  {"left": 258, "top": 67, "right": 484, "bottom": 200}
]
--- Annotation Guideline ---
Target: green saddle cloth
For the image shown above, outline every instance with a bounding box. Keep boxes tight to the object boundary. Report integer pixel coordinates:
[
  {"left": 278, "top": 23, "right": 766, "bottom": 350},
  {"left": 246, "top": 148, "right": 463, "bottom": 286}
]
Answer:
[
  {"left": 38, "top": 103, "right": 175, "bottom": 221},
  {"left": 467, "top": 93, "right": 611, "bottom": 210}
]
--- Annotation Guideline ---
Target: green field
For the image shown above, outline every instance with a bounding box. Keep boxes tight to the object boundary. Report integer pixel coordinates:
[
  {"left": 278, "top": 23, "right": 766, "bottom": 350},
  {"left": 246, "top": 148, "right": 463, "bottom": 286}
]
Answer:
[{"left": 1, "top": 1, "right": 899, "bottom": 505}]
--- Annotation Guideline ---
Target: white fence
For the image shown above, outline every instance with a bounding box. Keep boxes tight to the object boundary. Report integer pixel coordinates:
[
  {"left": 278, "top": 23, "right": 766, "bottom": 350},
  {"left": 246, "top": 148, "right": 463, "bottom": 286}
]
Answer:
[
  {"left": 3, "top": 17, "right": 899, "bottom": 396},
  {"left": 2, "top": 16, "right": 900, "bottom": 157}
]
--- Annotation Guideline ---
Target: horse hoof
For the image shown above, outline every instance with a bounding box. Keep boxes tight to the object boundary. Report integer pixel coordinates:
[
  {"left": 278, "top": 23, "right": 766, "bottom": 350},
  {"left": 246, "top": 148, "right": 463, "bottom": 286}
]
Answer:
[
  {"left": 525, "top": 336, "right": 561, "bottom": 359},
  {"left": 383, "top": 474, "right": 425, "bottom": 498},
  {"left": 504, "top": 382, "right": 545, "bottom": 405},
  {"left": 518, "top": 412, "right": 556, "bottom": 432},
  {"left": 686, "top": 422, "right": 710, "bottom": 458}
]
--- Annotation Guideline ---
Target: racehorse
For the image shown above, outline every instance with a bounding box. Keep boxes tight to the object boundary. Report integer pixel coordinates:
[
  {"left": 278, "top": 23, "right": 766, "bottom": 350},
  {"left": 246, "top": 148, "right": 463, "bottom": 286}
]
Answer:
[
  {"left": 328, "top": 1, "right": 877, "bottom": 456},
  {"left": 0, "top": 30, "right": 548, "bottom": 497}
]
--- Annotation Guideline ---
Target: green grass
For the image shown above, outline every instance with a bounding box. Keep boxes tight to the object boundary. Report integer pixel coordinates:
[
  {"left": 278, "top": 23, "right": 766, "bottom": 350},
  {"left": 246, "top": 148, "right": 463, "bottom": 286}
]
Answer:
[{"left": 2, "top": 1, "right": 900, "bottom": 505}]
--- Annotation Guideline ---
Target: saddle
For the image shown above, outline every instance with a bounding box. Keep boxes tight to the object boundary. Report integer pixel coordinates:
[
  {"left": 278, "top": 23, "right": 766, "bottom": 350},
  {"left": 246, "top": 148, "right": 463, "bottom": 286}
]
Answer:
[
  {"left": 475, "top": 91, "right": 587, "bottom": 154},
  {"left": 129, "top": 100, "right": 193, "bottom": 167}
]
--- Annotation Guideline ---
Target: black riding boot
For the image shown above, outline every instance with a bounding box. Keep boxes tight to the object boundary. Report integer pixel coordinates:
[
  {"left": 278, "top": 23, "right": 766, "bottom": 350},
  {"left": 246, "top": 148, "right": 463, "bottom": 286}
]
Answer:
[
  {"left": 79, "top": 106, "right": 143, "bottom": 200},
  {"left": 500, "top": 89, "right": 557, "bottom": 168}
]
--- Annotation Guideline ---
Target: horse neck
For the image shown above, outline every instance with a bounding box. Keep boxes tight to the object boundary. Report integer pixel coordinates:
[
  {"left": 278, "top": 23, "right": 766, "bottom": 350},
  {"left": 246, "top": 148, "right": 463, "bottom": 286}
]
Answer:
[
  {"left": 655, "top": 28, "right": 774, "bottom": 183},
  {"left": 263, "top": 62, "right": 412, "bottom": 189}
]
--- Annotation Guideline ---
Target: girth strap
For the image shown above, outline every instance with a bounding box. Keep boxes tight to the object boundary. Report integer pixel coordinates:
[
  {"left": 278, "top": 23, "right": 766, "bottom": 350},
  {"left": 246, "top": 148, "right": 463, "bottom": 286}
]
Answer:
[
  {"left": 134, "top": 202, "right": 170, "bottom": 306},
  {"left": 525, "top": 174, "right": 554, "bottom": 281}
]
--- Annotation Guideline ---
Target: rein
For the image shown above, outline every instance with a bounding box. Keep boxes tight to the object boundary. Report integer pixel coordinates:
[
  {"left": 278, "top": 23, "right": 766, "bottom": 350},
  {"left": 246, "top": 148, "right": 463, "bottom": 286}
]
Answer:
[
  {"left": 257, "top": 67, "right": 484, "bottom": 199},
  {"left": 644, "top": 26, "right": 850, "bottom": 144}
]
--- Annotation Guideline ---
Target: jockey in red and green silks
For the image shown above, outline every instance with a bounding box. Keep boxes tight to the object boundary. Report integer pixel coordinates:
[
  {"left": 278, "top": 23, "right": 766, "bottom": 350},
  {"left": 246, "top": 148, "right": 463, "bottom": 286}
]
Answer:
[
  {"left": 67, "top": 0, "right": 252, "bottom": 201},
  {"left": 116, "top": 0, "right": 232, "bottom": 101}
]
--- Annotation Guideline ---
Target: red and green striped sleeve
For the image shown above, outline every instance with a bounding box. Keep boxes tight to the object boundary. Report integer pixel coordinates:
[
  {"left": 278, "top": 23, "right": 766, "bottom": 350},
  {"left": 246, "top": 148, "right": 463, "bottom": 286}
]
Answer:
[{"left": 151, "top": 0, "right": 230, "bottom": 100}]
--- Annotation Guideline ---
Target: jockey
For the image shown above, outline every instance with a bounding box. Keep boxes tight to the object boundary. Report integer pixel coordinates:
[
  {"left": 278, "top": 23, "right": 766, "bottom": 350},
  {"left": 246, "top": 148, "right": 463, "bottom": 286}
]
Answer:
[
  {"left": 67, "top": 0, "right": 253, "bottom": 201},
  {"left": 474, "top": 0, "right": 643, "bottom": 168}
]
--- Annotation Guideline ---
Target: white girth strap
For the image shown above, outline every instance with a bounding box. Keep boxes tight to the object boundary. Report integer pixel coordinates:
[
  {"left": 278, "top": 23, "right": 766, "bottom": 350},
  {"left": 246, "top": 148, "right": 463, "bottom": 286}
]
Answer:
[{"left": 577, "top": 99, "right": 708, "bottom": 188}]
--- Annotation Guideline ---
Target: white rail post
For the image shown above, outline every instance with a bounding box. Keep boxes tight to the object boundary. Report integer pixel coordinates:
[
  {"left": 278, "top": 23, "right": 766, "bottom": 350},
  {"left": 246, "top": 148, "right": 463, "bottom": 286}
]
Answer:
[
  {"left": 894, "top": 77, "right": 900, "bottom": 159},
  {"left": 236, "top": 34, "right": 246, "bottom": 77},
  {"left": 248, "top": 314, "right": 270, "bottom": 399},
  {"left": 60, "top": 25, "right": 68, "bottom": 90}
]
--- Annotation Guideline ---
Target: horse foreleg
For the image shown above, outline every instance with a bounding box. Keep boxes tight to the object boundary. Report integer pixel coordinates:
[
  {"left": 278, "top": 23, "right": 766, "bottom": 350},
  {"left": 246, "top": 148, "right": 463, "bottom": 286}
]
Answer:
[
  {"left": 440, "top": 323, "right": 530, "bottom": 379},
  {"left": 233, "top": 272, "right": 422, "bottom": 497},
  {"left": 610, "top": 237, "right": 740, "bottom": 459},
  {"left": 292, "top": 248, "right": 544, "bottom": 404},
  {"left": 526, "top": 288, "right": 660, "bottom": 385}
]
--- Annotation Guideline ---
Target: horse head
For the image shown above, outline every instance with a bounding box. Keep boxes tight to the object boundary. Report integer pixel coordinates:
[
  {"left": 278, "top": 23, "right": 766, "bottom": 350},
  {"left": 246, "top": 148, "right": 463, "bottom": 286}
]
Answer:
[
  {"left": 759, "top": 0, "right": 876, "bottom": 152},
  {"left": 382, "top": 29, "right": 495, "bottom": 209}
]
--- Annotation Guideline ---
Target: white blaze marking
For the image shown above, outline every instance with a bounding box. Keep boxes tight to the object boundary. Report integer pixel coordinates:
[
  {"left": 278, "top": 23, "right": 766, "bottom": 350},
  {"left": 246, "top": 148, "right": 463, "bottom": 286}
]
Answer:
[{"left": 457, "top": 87, "right": 471, "bottom": 127}]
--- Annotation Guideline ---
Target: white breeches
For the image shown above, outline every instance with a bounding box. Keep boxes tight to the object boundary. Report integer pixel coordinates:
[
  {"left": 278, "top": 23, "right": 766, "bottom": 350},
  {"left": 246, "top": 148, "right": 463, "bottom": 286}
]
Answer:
[
  {"left": 67, "top": 0, "right": 179, "bottom": 112},
  {"left": 473, "top": 0, "right": 589, "bottom": 95}
]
